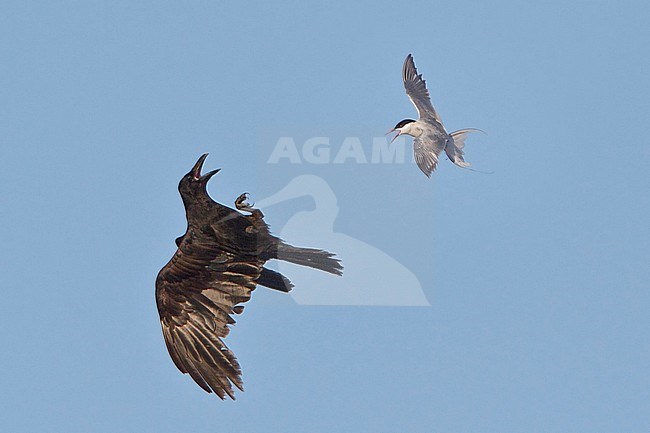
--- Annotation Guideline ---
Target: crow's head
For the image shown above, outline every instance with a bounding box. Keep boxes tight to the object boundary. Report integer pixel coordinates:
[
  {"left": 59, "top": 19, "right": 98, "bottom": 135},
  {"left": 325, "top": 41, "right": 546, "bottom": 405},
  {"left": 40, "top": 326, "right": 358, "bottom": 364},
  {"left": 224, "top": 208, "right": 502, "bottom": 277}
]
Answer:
[{"left": 178, "top": 153, "right": 220, "bottom": 200}]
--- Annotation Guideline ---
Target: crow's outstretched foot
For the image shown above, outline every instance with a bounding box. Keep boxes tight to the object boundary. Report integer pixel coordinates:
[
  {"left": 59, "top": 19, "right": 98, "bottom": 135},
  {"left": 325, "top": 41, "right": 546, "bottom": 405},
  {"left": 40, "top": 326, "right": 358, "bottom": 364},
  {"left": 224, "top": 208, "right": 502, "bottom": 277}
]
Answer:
[
  {"left": 235, "top": 192, "right": 254, "bottom": 212},
  {"left": 235, "top": 193, "right": 265, "bottom": 220}
]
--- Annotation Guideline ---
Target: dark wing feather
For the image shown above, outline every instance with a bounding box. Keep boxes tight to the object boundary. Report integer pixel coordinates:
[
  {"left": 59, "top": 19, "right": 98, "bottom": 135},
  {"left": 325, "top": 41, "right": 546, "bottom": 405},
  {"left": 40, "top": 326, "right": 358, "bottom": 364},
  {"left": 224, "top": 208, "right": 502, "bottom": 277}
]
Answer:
[
  {"left": 402, "top": 54, "right": 441, "bottom": 122},
  {"left": 156, "top": 236, "right": 263, "bottom": 400}
]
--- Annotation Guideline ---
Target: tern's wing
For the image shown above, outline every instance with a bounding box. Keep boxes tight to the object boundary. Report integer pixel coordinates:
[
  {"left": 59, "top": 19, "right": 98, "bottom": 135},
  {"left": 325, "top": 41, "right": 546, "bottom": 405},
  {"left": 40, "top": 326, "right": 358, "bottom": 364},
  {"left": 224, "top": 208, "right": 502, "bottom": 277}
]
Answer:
[
  {"left": 155, "top": 236, "right": 262, "bottom": 400},
  {"left": 413, "top": 133, "right": 446, "bottom": 177},
  {"left": 403, "top": 54, "right": 442, "bottom": 123}
]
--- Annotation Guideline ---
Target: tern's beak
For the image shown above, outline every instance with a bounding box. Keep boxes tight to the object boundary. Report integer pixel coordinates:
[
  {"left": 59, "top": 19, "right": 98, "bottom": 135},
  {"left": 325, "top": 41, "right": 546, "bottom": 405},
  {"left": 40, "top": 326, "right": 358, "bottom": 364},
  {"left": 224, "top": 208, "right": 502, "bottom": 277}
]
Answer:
[{"left": 388, "top": 129, "right": 402, "bottom": 143}]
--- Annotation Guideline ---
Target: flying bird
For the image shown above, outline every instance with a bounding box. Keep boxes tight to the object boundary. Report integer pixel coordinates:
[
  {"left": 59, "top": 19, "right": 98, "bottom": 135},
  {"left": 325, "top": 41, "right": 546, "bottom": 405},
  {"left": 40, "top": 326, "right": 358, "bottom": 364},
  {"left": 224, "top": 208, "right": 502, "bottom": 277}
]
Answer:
[
  {"left": 387, "top": 53, "right": 483, "bottom": 177},
  {"left": 155, "top": 154, "right": 343, "bottom": 400}
]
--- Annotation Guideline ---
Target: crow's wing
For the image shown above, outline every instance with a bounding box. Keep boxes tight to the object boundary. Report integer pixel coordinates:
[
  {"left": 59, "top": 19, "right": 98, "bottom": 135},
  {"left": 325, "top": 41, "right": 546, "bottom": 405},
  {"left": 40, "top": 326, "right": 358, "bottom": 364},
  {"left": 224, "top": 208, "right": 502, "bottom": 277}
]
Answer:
[
  {"left": 403, "top": 54, "right": 442, "bottom": 123},
  {"left": 155, "top": 235, "right": 263, "bottom": 400}
]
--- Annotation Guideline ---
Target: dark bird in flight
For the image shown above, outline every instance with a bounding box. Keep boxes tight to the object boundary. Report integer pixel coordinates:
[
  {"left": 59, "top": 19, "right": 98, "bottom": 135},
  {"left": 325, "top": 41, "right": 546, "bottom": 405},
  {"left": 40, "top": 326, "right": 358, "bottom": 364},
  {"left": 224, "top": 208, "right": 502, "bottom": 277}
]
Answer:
[
  {"left": 155, "top": 154, "right": 343, "bottom": 400},
  {"left": 387, "top": 54, "right": 483, "bottom": 177}
]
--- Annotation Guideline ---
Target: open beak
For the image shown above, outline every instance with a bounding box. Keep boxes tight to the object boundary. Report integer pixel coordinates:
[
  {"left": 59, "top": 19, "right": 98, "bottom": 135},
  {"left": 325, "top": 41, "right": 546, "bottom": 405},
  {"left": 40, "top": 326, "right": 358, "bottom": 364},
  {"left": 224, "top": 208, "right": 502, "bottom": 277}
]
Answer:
[
  {"left": 386, "top": 128, "right": 401, "bottom": 143},
  {"left": 191, "top": 153, "right": 209, "bottom": 180},
  {"left": 200, "top": 168, "right": 220, "bottom": 183},
  {"left": 191, "top": 153, "right": 220, "bottom": 182}
]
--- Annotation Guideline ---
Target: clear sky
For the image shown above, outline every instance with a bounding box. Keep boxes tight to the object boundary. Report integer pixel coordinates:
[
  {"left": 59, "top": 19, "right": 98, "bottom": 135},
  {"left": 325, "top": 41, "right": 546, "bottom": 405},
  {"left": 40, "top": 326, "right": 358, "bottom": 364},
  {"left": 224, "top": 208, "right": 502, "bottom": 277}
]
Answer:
[{"left": 2, "top": 1, "right": 649, "bottom": 432}]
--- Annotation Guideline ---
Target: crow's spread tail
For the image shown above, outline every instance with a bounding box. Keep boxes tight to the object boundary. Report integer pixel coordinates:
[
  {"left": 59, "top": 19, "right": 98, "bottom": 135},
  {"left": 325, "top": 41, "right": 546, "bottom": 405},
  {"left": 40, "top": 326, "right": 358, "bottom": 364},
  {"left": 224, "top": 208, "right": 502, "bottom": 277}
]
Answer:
[{"left": 275, "top": 243, "right": 343, "bottom": 276}]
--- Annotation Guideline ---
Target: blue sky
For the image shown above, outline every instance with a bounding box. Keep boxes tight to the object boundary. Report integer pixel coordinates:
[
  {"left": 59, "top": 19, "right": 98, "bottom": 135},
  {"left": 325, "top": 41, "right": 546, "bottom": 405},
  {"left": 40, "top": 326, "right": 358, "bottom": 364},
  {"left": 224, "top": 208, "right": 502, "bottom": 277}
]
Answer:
[{"left": 1, "top": 1, "right": 649, "bottom": 432}]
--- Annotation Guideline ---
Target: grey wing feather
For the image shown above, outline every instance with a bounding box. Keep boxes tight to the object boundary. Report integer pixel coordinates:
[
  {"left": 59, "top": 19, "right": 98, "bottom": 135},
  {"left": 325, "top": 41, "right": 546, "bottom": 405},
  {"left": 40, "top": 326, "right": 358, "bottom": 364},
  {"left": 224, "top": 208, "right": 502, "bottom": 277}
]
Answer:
[
  {"left": 403, "top": 54, "right": 441, "bottom": 122},
  {"left": 413, "top": 134, "right": 446, "bottom": 177},
  {"left": 156, "top": 240, "right": 263, "bottom": 400}
]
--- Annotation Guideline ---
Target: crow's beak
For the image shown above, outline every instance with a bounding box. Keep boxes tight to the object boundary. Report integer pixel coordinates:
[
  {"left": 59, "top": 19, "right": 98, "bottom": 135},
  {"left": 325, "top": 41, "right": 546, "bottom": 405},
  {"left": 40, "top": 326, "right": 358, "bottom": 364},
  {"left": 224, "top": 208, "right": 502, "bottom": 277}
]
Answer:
[
  {"left": 199, "top": 168, "right": 220, "bottom": 183},
  {"left": 191, "top": 153, "right": 209, "bottom": 180}
]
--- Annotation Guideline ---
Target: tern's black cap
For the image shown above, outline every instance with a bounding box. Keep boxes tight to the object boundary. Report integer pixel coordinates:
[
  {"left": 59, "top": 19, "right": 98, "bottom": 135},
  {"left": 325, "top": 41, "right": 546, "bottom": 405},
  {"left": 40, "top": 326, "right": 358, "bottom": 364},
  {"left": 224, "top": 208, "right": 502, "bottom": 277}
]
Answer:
[{"left": 394, "top": 119, "right": 416, "bottom": 129}]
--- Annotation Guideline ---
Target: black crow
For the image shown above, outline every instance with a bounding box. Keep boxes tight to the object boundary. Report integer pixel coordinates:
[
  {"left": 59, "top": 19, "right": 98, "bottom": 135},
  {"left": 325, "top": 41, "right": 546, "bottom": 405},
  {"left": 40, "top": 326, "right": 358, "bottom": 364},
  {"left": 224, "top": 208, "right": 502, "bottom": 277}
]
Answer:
[{"left": 155, "top": 154, "right": 342, "bottom": 399}]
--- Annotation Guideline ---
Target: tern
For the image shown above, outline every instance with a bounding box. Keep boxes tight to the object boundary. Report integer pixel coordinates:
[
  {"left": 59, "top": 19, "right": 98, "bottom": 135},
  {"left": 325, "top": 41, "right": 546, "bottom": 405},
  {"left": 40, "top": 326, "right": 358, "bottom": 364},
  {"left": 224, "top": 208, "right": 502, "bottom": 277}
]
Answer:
[{"left": 388, "top": 54, "right": 483, "bottom": 177}]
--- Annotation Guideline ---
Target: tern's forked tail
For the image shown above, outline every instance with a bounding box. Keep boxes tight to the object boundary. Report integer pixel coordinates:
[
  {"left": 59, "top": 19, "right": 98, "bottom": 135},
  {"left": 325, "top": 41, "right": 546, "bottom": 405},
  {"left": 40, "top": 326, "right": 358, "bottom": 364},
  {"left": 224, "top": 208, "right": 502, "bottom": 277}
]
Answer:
[
  {"left": 446, "top": 128, "right": 485, "bottom": 168},
  {"left": 450, "top": 128, "right": 484, "bottom": 149}
]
